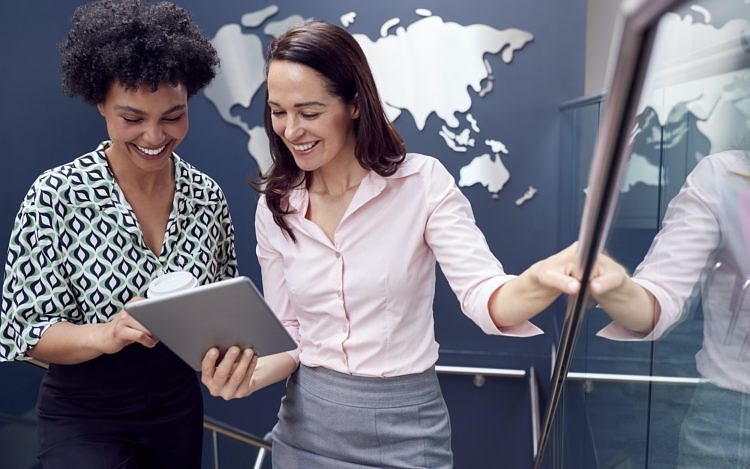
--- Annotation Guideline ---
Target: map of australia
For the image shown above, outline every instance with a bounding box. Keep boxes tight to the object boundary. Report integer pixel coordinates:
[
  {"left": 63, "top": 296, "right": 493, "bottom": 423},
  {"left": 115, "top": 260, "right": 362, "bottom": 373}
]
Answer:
[{"left": 204, "top": 6, "right": 535, "bottom": 200}]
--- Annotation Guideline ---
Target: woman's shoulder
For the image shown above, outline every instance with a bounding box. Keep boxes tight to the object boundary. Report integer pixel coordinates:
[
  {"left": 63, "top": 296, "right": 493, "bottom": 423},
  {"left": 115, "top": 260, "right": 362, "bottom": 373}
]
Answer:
[
  {"left": 377, "top": 154, "right": 458, "bottom": 205},
  {"left": 388, "top": 153, "right": 447, "bottom": 179},
  {"left": 700, "top": 150, "right": 750, "bottom": 176},
  {"left": 173, "top": 154, "right": 228, "bottom": 204},
  {"left": 25, "top": 147, "right": 108, "bottom": 206},
  {"left": 255, "top": 193, "right": 275, "bottom": 219},
  {"left": 688, "top": 150, "right": 750, "bottom": 186}
]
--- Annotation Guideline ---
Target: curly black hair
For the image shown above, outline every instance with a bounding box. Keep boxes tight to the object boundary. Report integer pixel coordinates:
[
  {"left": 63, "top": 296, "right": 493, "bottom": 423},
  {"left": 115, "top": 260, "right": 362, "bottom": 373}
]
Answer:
[{"left": 60, "top": 0, "right": 218, "bottom": 105}]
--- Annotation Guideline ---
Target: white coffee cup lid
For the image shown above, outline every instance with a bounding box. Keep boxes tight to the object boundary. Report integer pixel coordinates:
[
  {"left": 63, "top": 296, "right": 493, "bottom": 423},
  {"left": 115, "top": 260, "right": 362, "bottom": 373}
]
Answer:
[{"left": 147, "top": 271, "right": 199, "bottom": 298}]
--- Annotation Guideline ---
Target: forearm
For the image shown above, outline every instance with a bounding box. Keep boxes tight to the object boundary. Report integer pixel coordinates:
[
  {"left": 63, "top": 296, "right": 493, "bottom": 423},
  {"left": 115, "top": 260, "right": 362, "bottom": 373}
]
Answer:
[
  {"left": 594, "top": 278, "right": 660, "bottom": 333},
  {"left": 28, "top": 322, "right": 107, "bottom": 365},
  {"left": 487, "top": 242, "right": 587, "bottom": 328},
  {"left": 488, "top": 270, "right": 563, "bottom": 328},
  {"left": 248, "top": 352, "right": 298, "bottom": 393}
]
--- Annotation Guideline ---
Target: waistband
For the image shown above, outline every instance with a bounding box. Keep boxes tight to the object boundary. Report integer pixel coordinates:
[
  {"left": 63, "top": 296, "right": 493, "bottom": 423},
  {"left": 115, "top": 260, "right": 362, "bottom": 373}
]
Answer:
[
  {"left": 45, "top": 342, "right": 194, "bottom": 392},
  {"left": 291, "top": 365, "right": 441, "bottom": 408}
]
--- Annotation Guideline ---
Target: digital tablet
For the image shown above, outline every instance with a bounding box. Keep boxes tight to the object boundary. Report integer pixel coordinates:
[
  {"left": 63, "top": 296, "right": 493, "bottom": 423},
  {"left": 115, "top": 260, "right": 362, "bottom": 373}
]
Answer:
[{"left": 125, "top": 276, "right": 297, "bottom": 371}]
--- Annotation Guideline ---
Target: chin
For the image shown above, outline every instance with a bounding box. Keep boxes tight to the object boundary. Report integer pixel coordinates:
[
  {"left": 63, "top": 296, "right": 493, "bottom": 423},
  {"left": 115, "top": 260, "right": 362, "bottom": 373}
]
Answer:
[{"left": 292, "top": 158, "right": 319, "bottom": 173}]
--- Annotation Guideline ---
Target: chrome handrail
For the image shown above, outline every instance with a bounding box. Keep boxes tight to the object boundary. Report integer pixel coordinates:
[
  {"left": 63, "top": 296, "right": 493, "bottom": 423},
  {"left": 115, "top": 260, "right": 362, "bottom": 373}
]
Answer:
[
  {"left": 529, "top": 367, "right": 540, "bottom": 458},
  {"left": 435, "top": 364, "right": 539, "bottom": 461},
  {"left": 203, "top": 415, "right": 271, "bottom": 451},
  {"left": 559, "top": 91, "right": 606, "bottom": 111},
  {"left": 566, "top": 371, "right": 708, "bottom": 385},
  {"left": 435, "top": 365, "right": 526, "bottom": 378}
]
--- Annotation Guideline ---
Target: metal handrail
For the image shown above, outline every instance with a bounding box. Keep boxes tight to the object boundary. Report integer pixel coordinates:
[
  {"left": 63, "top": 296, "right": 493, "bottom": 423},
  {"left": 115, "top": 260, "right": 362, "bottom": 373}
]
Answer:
[
  {"left": 435, "top": 365, "right": 526, "bottom": 378},
  {"left": 559, "top": 91, "right": 607, "bottom": 111},
  {"left": 435, "top": 364, "right": 539, "bottom": 461},
  {"left": 436, "top": 363, "right": 710, "bottom": 385},
  {"left": 529, "top": 366, "right": 540, "bottom": 458},
  {"left": 203, "top": 415, "right": 271, "bottom": 451},
  {"left": 566, "top": 371, "right": 708, "bottom": 385}
]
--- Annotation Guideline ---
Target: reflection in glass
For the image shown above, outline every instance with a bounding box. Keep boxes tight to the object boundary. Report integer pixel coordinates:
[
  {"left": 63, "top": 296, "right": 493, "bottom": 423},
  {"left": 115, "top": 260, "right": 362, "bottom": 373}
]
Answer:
[
  {"left": 597, "top": 1, "right": 749, "bottom": 467},
  {"left": 540, "top": 0, "right": 750, "bottom": 467},
  {"left": 599, "top": 150, "right": 750, "bottom": 467}
]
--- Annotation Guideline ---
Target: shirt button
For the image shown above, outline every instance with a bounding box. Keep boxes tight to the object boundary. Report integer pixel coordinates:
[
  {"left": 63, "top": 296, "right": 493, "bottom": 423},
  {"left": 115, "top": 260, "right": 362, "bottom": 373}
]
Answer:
[
  {"left": 337, "top": 290, "right": 343, "bottom": 298},
  {"left": 335, "top": 251, "right": 342, "bottom": 258}
]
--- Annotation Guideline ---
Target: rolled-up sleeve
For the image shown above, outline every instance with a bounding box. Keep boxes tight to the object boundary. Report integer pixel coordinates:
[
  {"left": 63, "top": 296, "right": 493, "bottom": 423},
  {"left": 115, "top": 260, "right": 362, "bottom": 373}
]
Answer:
[
  {"left": 597, "top": 154, "right": 721, "bottom": 341},
  {"left": 423, "top": 159, "right": 542, "bottom": 337},
  {"left": 1, "top": 184, "right": 76, "bottom": 361},
  {"left": 255, "top": 198, "right": 301, "bottom": 362}
]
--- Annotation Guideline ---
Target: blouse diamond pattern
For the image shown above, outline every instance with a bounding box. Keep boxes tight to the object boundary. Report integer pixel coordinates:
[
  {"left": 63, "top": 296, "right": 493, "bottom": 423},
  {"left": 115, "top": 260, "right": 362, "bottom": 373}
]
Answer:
[{"left": 0, "top": 142, "right": 237, "bottom": 361}]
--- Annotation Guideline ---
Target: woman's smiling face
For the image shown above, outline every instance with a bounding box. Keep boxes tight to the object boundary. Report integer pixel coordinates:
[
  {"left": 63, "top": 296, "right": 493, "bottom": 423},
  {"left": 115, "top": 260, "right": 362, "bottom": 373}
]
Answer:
[
  {"left": 97, "top": 81, "right": 189, "bottom": 174},
  {"left": 267, "top": 60, "right": 359, "bottom": 173}
]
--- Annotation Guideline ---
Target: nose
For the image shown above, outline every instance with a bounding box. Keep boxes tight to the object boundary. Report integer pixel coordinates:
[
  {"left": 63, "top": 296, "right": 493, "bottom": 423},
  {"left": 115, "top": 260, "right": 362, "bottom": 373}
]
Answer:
[
  {"left": 143, "top": 122, "right": 166, "bottom": 145},
  {"left": 283, "top": 116, "right": 303, "bottom": 141}
]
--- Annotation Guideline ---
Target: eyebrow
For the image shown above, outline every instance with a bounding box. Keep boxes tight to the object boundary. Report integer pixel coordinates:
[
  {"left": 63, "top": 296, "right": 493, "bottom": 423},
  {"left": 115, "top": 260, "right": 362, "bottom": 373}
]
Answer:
[
  {"left": 113, "top": 104, "right": 186, "bottom": 115},
  {"left": 267, "top": 100, "right": 326, "bottom": 108}
]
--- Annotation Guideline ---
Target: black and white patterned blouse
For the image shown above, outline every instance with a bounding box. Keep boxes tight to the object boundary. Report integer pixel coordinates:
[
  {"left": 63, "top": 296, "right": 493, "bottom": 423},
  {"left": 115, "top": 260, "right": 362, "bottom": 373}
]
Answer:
[{"left": 0, "top": 142, "right": 238, "bottom": 361}]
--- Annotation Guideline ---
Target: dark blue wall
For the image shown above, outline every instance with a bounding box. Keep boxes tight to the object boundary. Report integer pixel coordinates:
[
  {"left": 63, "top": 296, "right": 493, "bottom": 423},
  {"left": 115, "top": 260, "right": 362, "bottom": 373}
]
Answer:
[{"left": 0, "top": 1, "right": 586, "bottom": 467}]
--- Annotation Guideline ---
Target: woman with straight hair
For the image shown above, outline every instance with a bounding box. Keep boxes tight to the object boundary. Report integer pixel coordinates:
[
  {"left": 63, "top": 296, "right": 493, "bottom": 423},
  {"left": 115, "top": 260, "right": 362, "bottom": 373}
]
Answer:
[{"left": 201, "top": 19, "right": 578, "bottom": 468}]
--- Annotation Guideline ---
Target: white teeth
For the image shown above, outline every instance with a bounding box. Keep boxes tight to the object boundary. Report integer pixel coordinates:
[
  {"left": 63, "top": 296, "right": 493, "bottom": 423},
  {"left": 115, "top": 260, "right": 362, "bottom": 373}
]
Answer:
[
  {"left": 292, "top": 141, "right": 317, "bottom": 152},
  {"left": 135, "top": 144, "right": 166, "bottom": 156}
]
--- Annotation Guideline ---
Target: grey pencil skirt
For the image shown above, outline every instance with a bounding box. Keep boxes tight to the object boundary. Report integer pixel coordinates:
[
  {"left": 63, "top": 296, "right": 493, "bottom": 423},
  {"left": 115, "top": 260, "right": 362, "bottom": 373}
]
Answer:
[{"left": 271, "top": 365, "right": 453, "bottom": 468}]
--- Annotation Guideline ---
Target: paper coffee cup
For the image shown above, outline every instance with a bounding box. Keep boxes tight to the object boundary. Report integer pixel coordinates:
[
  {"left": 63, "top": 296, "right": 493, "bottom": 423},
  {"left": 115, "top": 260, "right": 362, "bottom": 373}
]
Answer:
[{"left": 147, "top": 271, "right": 199, "bottom": 298}]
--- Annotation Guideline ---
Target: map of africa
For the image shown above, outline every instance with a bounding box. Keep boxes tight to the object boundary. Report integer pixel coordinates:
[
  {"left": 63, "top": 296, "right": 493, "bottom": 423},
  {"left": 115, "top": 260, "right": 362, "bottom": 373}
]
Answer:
[{"left": 203, "top": 5, "right": 537, "bottom": 202}]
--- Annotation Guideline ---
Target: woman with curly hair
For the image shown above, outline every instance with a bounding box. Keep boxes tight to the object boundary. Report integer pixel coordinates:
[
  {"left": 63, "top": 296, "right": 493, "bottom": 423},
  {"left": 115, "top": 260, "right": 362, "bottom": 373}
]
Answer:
[
  {"left": 0, "top": 1, "right": 236, "bottom": 467},
  {"left": 201, "top": 20, "right": 578, "bottom": 468}
]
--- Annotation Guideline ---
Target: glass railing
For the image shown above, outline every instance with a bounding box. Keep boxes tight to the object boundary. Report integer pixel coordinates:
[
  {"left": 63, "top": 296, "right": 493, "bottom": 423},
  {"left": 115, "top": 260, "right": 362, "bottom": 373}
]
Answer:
[{"left": 538, "top": 0, "right": 750, "bottom": 467}]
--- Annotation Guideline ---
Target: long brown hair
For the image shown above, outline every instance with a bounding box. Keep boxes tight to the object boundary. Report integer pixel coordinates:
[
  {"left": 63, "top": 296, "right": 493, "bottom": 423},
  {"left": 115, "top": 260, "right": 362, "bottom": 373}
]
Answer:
[{"left": 255, "top": 20, "right": 406, "bottom": 241}]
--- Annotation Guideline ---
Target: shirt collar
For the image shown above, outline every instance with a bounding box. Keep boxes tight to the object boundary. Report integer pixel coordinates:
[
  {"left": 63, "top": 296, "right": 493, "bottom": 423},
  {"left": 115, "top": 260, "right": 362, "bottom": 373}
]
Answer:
[{"left": 91, "top": 141, "right": 209, "bottom": 214}]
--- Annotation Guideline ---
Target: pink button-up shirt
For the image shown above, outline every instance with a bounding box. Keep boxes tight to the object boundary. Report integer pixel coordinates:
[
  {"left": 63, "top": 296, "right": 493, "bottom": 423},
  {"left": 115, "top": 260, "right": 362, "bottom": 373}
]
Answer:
[
  {"left": 598, "top": 150, "right": 750, "bottom": 392},
  {"left": 256, "top": 153, "right": 542, "bottom": 377}
]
